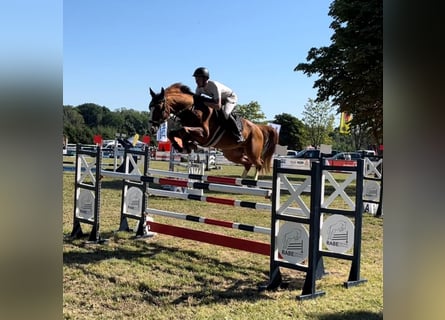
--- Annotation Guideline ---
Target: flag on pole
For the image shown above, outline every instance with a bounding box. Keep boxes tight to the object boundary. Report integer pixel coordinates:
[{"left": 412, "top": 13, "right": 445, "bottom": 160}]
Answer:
[
  {"left": 156, "top": 121, "right": 169, "bottom": 142},
  {"left": 268, "top": 123, "right": 281, "bottom": 135},
  {"left": 132, "top": 134, "right": 139, "bottom": 146},
  {"left": 339, "top": 112, "right": 352, "bottom": 134},
  {"left": 142, "top": 135, "right": 150, "bottom": 144},
  {"left": 93, "top": 134, "right": 102, "bottom": 145}
]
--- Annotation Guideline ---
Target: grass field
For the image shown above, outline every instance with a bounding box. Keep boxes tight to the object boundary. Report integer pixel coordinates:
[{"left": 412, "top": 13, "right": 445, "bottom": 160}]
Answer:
[{"left": 63, "top": 158, "right": 383, "bottom": 320}]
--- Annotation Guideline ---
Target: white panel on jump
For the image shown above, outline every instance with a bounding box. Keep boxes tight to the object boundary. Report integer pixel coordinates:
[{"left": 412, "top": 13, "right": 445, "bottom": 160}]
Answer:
[
  {"left": 364, "top": 158, "right": 382, "bottom": 178},
  {"left": 363, "top": 180, "right": 380, "bottom": 202},
  {"left": 76, "top": 189, "right": 95, "bottom": 220},
  {"left": 185, "top": 163, "right": 205, "bottom": 196},
  {"left": 77, "top": 154, "right": 97, "bottom": 184},
  {"left": 276, "top": 173, "right": 312, "bottom": 218},
  {"left": 276, "top": 222, "right": 309, "bottom": 265},
  {"left": 321, "top": 214, "right": 354, "bottom": 254},
  {"left": 279, "top": 158, "right": 311, "bottom": 170},
  {"left": 322, "top": 171, "right": 356, "bottom": 210},
  {"left": 124, "top": 187, "right": 143, "bottom": 216}
]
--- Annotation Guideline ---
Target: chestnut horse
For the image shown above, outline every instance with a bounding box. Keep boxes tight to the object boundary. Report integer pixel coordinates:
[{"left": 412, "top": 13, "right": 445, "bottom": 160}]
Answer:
[{"left": 148, "top": 83, "right": 278, "bottom": 180}]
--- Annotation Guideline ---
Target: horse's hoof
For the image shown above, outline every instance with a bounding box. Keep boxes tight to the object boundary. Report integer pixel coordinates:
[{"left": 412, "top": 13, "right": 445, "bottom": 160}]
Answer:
[
  {"left": 173, "top": 144, "right": 183, "bottom": 153},
  {"left": 185, "top": 146, "right": 192, "bottom": 153}
]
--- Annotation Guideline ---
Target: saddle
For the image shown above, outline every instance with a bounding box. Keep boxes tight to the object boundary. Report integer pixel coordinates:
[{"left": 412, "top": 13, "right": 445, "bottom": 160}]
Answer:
[
  {"left": 215, "top": 109, "right": 243, "bottom": 131},
  {"left": 180, "top": 102, "right": 243, "bottom": 148}
]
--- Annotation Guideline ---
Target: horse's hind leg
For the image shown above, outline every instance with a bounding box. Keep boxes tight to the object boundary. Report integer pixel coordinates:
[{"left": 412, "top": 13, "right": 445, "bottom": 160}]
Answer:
[
  {"left": 223, "top": 150, "right": 253, "bottom": 178},
  {"left": 244, "top": 129, "right": 264, "bottom": 180},
  {"left": 244, "top": 139, "right": 264, "bottom": 179},
  {"left": 241, "top": 166, "right": 259, "bottom": 180},
  {"left": 241, "top": 164, "right": 252, "bottom": 178},
  {"left": 252, "top": 167, "right": 259, "bottom": 181}
]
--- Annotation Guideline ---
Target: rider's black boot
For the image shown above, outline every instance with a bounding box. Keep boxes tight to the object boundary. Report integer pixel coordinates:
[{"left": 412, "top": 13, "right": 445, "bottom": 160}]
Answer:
[{"left": 226, "top": 114, "right": 244, "bottom": 143}]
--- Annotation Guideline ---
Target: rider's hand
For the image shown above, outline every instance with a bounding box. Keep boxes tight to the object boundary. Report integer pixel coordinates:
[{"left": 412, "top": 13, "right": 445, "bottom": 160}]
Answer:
[
  {"left": 202, "top": 96, "right": 216, "bottom": 104},
  {"left": 193, "top": 94, "right": 203, "bottom": 104}
]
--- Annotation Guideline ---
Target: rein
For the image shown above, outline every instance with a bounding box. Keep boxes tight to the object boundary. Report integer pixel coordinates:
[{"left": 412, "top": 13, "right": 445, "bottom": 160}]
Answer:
[
  {"left": 150, "top": 89, "right": 196, "bottom": 126},
  {"left": 166, "top": 94, "right": 195, "bottom": 121}
]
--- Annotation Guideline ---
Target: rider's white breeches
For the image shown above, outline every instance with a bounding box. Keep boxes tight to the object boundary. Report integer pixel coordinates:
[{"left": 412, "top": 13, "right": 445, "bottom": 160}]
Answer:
[{"left": 222, "top": 95, "right": 237, "bottom": 119}]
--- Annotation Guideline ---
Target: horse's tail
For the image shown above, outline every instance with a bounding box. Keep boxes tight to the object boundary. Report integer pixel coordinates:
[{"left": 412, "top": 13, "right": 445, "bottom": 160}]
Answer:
[{"left": 260, "top": 125, "right": 279, "bottom": 173}]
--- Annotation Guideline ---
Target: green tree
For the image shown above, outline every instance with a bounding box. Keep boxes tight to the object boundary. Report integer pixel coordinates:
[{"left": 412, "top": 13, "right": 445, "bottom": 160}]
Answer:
[
  {"left": 294, "top": 0, "right": 383, "bottom": 148},
  {"left": 272, "top": 113, "right": 305, "bottom": 150},
  {"left": 76, "top": 103, "right": 111, "bottom": 128},
  {"left": 301, "top": 98, "right": 335, "bottom": 148},
  {"left": 63, "top": 104, "right": 151, "bottom": 144},
  {"left": 63, "top": 105, "right": 84, "bottom": 128},
  {"left": 102, "top": 110, "right": 124, "bottom": 129},
  {"left": 116, "top": 108, "right": 150, "bottom": 136},
  {"left": 236, "top": 101, "right": 266, "bottom": 124},
  {"left": 329, "top": 127, "right": 355, "bottom": 152},
  {"left": 63, "top": 105, "right": 93, "bottom": 143}
]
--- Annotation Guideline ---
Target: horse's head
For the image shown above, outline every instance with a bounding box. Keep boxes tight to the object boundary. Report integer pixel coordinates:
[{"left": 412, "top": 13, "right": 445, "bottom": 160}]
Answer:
[
  {"left": 148, "top": 87, "right": 170, "bottom": 134},
  {"left": 148, "top": 83, "right": 196, "bottom": 135}
]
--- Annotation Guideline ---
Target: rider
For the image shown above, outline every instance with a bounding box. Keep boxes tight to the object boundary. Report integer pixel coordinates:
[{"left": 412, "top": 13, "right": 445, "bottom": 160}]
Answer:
[{"left": 192, "top": 67, "right": 244, "bottom": 143}]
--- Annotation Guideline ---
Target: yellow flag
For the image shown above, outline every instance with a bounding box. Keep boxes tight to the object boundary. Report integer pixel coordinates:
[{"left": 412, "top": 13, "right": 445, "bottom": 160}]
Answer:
[
  {"left": 339, "top": 112, "right": 352, "bottom": 134},
  {"left": 132, "top": 134, "right": 139, "bottom": 146}
]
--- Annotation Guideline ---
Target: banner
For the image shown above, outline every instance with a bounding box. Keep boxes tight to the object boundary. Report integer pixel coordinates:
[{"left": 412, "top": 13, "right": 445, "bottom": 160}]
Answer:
[
  {"left": 156, "top": 121, "right": 169, "bottom": 142},
  {"left": 339, "top": 112, "right": 352, "bottom": 134},
  {"left": 268, "top": 123, "right": 281, "bottom": 135}
]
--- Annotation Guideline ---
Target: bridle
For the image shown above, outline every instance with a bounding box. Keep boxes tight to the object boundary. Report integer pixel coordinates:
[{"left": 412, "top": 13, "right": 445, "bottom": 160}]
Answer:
[
  {"left": 148, "top": 91, "right": 196, "bottom": 127},
  {"left": 148, "top": 97, "right": 170, "bottom": 127}
]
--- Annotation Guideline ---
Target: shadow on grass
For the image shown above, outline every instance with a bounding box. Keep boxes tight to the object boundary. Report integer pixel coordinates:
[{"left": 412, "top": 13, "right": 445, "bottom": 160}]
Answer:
[
  {"left": 100, "top": 179, "right": 123, "bottom": 190},
  {"left": 315, "top": 310, "right": 383, "bottom": 320},
  {"left": 63, "top": 237, "right": 306, "bottom": 305}
]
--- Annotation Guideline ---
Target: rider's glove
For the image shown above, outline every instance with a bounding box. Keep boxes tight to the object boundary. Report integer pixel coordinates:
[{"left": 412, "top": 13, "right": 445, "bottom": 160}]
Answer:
[
  {"left": 194, "top": 95, "right": 215, "bottom": 104},
  {"left": 193, "top": 94, "right": 203, "bottom": 103}
]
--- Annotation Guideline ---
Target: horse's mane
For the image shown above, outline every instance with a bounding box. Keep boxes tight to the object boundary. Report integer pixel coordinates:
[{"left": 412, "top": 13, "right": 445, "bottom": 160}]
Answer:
[{"left": 166, "top": 82, "right": 194, "bottom": 96}]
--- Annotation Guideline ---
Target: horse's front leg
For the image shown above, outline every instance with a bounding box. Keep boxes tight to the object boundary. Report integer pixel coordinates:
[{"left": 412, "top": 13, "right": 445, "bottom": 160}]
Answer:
[
  {"left": 183, "top": 126, "right": 207, "bottom": 139},
  {"left": 167, "top": 130, "right": 184, "bottom": 153},
  {"left": 168, "top": 128, "right": 197, "bottom": 154}
]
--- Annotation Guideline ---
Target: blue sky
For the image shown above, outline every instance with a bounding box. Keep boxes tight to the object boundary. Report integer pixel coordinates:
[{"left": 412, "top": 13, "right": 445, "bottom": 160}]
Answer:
[{"left": 63, "top": 0, "right": 334, "bottom": 121}]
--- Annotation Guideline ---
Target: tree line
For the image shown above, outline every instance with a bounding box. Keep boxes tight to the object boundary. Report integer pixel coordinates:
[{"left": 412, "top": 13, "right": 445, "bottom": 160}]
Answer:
[
  {"left": 63, "top": 103, "right": 149, "bottom": 144},
  {"left": 63, "top": 100, "right": 373, "bottom": 153}
]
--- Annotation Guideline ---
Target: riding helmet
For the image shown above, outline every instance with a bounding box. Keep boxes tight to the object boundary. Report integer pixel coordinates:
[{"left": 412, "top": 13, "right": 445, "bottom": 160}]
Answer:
[{"left": 193, "top": 67, "right": 210, "bottom": 78}]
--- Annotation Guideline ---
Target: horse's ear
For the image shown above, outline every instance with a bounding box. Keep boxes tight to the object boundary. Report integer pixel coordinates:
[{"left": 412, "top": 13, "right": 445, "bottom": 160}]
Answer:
[
  {"left": 149, "top": 88, "right": 156, "bottom": 97},
  {"left": 160, "top": 87, "right": 165, "bottom": 97}
]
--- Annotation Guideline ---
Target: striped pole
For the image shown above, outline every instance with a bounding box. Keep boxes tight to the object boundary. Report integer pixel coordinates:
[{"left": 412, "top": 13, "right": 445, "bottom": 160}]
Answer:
[
  {"left": 143, "top": 176, "right": 271, "bottom": 198},
  {"left": 100, "top": 168, "right": 310, "bottom": 193},
  {"left": 147, "top": 187, "right": 306, "bottom": 216},
  {"left": 145, "top": 208, "right": 271, "bottom": 235},
  {"left": 100, "top": 170, "right": 270, "bottom": 197},
  {"left": 148, "top": 168, "right": 268, "bottom": 188},
  {"left": 100, "top": 170, "right": 143, "bottom": 181},
  {"left": 147, "top": 221, "right": 270, "bottom": 256}
]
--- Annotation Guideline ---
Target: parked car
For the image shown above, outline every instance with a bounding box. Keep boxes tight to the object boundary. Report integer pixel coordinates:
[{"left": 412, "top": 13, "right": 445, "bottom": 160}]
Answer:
[
  {"left": 327, "top": 152, "right": 362, "bottom": 161},
  {"left": 295, "top": 149, "right": 335, "bottom": 159},
  {"left": 356, "top": 149, "right": 380, "bottom": 161},
  {"left": 63, "top": 143, "right": 76, "bottom": 156},
  {"left": 101, "top": 147, "right": 115, "bottom": 158},
  {"left": 324, "top": 152, "right": 361, "bottom": 169},
  {"left": 285, "top": 150, "right": 299, "bottom": 157},
  {"left": 102, "top": 147, "right": 125, "bottom": 158}
]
